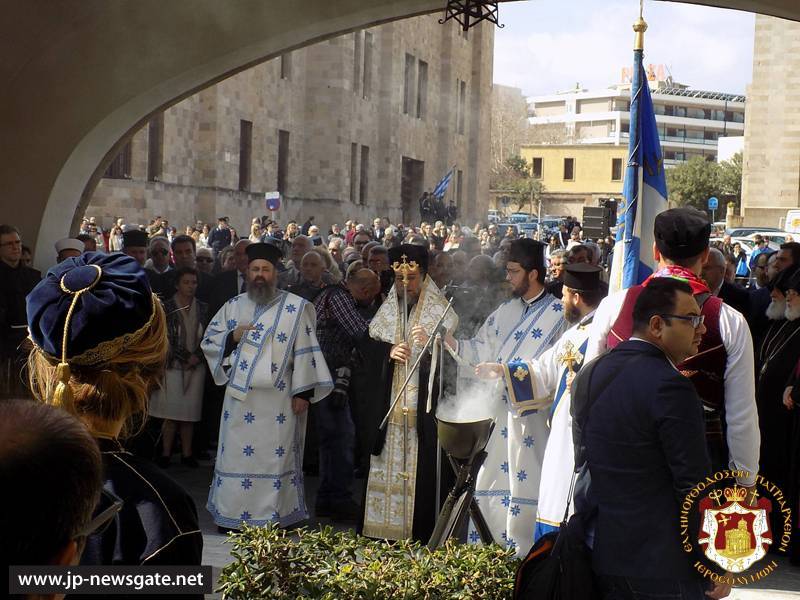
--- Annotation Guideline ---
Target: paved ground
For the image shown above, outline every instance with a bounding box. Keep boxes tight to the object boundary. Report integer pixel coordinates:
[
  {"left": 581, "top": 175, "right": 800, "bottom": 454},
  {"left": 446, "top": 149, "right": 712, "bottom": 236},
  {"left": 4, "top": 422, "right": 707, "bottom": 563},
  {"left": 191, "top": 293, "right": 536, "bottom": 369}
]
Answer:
[{"left": 166, "top": 459, "right": 800, "bottom": 599}]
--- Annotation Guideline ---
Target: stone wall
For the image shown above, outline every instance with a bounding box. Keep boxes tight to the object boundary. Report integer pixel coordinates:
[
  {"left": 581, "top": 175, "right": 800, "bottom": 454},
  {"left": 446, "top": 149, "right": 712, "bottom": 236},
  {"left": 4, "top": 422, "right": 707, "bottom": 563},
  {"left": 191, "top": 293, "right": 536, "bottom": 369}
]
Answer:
[
  {"left": 87, "top": 15, "right": 493, "bottom": 235},
  {"left": 741, "top": 15, "right": 800, "bottom": 228}
]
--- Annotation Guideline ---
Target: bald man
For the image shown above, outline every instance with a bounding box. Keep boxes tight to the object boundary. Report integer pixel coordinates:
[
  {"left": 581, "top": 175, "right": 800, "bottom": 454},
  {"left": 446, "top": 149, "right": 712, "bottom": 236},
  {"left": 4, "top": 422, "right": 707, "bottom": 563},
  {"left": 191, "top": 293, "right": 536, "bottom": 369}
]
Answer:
[
  {"left": 703, "top": 247, "right": 750, "bottom": 318},
  {"left": 288, "top": 251, "right": 326, "bottom": 300}
]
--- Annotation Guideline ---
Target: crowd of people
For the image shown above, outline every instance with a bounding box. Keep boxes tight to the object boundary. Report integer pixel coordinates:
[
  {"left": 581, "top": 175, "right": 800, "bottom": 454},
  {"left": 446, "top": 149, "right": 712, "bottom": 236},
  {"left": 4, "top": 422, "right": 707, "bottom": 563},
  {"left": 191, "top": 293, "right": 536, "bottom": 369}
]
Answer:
[{"left": 2, "top": 204, "right": 799, "bottom": 600}]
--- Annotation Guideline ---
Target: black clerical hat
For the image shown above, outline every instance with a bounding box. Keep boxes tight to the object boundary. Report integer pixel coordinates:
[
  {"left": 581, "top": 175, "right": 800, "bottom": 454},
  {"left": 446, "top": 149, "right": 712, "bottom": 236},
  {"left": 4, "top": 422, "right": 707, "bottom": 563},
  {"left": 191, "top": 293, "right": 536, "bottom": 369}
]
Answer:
[
  {"left": 246, "top": 242, "right": 282, "bottom": 266},
  {"left": 563, "top": 263, "right": 602, "bottom": 292},
  {"left": 771, "top": 265, "right": 800, "bottom": 293},
  {"left": 654, "top": 207, "right": 711, "bottom": 260},
  {"left": 122, "top": 229, "right": 148, "bottom": 249},
  {"left": 388, "top": 244, "right": 429, "bottom": 272},
  {"left": 507, "top": 238, "right": 546, "bottom": 272},
  {"left": 27, "top": 251, "right": 156, "bottom": 365}
]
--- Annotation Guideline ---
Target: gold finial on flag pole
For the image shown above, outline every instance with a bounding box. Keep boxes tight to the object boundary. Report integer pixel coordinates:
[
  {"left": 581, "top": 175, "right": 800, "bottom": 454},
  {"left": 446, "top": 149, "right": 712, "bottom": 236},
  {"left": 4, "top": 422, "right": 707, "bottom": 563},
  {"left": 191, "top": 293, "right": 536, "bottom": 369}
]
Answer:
[{"left": 634, "top": 0, "right": 647, "bottom": 51}]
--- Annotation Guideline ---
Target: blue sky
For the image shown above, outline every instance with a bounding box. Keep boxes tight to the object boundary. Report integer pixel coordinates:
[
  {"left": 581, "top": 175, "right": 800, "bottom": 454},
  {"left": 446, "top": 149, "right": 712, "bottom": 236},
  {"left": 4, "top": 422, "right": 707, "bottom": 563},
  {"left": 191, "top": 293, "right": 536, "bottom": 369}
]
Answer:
[{"left": 492, "top": 0, "right": 755, "bottom": 96}]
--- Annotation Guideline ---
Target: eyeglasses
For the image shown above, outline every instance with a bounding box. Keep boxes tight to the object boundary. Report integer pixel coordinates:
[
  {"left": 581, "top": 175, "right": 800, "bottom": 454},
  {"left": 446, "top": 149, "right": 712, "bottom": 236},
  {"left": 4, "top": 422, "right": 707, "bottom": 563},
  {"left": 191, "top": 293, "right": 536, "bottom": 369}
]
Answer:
[
  {"left": 659, "top": 313, "right": 705, "bottom": 328},
  {"left": 75, "top": 489, "right": 123, "bottom": 539}
]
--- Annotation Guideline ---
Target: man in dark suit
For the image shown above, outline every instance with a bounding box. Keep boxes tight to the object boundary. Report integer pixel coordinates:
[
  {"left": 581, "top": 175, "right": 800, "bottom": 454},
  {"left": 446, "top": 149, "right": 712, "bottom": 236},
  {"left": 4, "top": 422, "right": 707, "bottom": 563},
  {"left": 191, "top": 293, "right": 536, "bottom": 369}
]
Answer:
[
  {"left": 209, "top": 239, "right": 251, "bottom": 314},
  {"left": 151, "top": 235, "right": 213, "bottom": 304},
  {"left": 573, "top": 278, "right": 726, "bottom": 600},
  {"left": 703, "top": 247, "right": 750, "bottom": 317}
]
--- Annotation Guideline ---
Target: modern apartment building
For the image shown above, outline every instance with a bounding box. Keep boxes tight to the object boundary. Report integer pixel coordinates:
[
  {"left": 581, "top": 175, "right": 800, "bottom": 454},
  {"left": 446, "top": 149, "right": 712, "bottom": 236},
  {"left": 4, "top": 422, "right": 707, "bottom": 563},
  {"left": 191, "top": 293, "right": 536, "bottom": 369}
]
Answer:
[{"left": 527, "top": 67, "right": 745, "bottom": 167}]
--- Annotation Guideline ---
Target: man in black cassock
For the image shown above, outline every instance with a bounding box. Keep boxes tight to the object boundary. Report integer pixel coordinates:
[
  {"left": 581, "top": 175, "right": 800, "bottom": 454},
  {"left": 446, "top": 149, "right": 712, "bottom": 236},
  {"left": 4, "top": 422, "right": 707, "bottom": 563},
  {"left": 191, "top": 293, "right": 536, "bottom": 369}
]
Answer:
[
  {"left": 359, "top": 244, "right": 457, "bottom": 542},
  {"left": 757, "top": 266, "right": 800, "bottom": 492}
]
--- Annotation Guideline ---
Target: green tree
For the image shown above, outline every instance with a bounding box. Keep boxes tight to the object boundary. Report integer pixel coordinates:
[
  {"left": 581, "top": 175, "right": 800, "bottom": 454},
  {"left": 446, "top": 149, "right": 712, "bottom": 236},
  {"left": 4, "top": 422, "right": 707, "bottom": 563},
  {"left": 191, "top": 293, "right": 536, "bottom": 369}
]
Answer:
[
  {"left": 665, "top": 156, "right": 720, "bottom": 210},
  {"left": 717, "top": 151, "right": 743, "bottom": 207}
]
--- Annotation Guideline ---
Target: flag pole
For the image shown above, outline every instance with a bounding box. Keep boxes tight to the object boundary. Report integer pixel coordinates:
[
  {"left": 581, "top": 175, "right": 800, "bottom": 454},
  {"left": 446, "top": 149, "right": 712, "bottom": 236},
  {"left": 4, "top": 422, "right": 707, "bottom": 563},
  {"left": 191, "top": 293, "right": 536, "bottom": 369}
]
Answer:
[{"left": 610, "top": 4, "right": 648, "bottom": 293}]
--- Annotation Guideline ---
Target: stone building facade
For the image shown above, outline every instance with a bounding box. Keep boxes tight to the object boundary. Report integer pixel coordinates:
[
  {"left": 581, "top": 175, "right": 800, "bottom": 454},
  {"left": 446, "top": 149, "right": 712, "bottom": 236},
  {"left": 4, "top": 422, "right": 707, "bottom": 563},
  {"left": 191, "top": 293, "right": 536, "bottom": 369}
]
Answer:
[
  {"left": 87, "top": 15, "right": 493, "bottom": 233},
  {"left": 741, "top": 15, "right": 800, "bottom": 228}
]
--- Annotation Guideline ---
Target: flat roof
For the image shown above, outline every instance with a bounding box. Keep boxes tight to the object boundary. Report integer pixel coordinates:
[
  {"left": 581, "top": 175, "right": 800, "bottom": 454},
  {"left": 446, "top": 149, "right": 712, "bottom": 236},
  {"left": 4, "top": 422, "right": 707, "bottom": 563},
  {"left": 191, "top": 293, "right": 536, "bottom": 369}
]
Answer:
[{"left": 654, "top": 88, "right": 746, "bottom": 103}]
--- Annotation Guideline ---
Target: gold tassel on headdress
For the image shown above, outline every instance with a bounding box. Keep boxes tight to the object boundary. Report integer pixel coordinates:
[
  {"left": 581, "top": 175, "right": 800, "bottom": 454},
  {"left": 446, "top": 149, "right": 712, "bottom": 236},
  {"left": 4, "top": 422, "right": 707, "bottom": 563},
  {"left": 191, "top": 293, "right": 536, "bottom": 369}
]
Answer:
[{"left": 51, "top": 264, "right": 103, "bottom": 409}]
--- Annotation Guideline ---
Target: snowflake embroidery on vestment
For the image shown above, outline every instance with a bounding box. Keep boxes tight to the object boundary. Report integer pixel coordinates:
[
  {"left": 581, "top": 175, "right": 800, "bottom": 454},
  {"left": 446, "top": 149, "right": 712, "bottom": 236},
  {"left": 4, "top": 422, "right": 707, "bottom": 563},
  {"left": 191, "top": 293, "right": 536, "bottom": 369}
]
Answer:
[
  {"left": 239, "top": 360, "right": 249, "bottom": 371},
  {"left": 501, "top": 461, "right": 509, "bottom": 474},
  {"left": 305, "top": 326, "right": 312, "bottom": 336},
  {"left": 276, "top": 413, "right": 286, "bottom": 424},
  {"left": 240, "top": 511, "right": 251, "bottom": 521},
  {"left": 514, "top": 330, "right": 525, "bottom": 341},
  {"left": 271, "top": 362, "right": 278, "bottom": 373},
  {"left": 311, "top": 357, "right": 317, "bottom": 368},
  {"left": 254, "top": 322, "right": 264, "bottom": 332},
  {"left": 488, "top": 315, "right": 495, "bottom": 327},
  {"left": 517, "top": 470, "right": 528, "bottom": 482},
  {"left": 242, "top": 445, "right": 254, "bottom": 457},
  {"left": 276, "top": 380, "right": 286, "bottom": 391},
  {"left": 216, "top": 477, "right": 222, "bottom": 487},
  {"left": 223, "top": 410, "right": 230, "bottom": 421},
  {"left": 495, "top": 328, "right": 500, "bottom": 337},
  {"left": 290, "top": 475, "right": 298, "bottom": 487},
  {"left": 507, "top": 538, "right": 517, "bottom": 551},
  {"left": 251, "top": 331, "right": 261, "bottom": 341},
  {"left": 469, "top": 530, "right": 480, "bottom": 542},
  {"left": 501, "top": 495, "right": 511, "bottom": 508},
  {"left": 513, "top": 357, "right": 522, "bottom": 362},
  {"left": 510, "top": 504, "right": 521, "bottom": 517},
  {"left": 241, "top": 478, "right": 252, "bottom": 490},
  {"left": 227, "top": 319, "right": 237, "bottom": 330},
  {"left": 275, "top": 446, "right": 286, "bottom": 457},
  {"left": 286, "top": 304, "right": 297, "bottom": 313},
  {"left": 551, "top": 302, "right": 563, "bottom": 312},
  {"left": 501, "top": 427, "right": 508, "bottom": 439},
  {"left": 211, "top": 321, "right": 219, "bottom": 327},
  {"left": 277, "top": 332, "right": 288, "bottom": 343},
  {"left": 523, "top": 435, "right": 534, "bottom": 448},
  {"left": 531, "top": 328, "right": 543, "bottom": 339},
  {"left": 273, "top": 479, "right": 282, "bottom": 489},
  {"left": 244, "top": 412, "right": 255, "bottom": 424},
  {"left": 221, "top": 444, "right": 225, "bottom": 454},
  {"left": 501, "top": 530, "right": 508, "bottom": 541},
  {"left": 203, "top": 337, "right": 213, "bottom": 346}
]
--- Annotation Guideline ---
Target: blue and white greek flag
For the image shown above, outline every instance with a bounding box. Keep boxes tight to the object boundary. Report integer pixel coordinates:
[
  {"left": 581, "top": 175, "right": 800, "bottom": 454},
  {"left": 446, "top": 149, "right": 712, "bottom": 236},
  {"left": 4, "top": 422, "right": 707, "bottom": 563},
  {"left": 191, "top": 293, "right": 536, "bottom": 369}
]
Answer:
[
  {"left": 432, "top": 166, "right": 455, "bottom": 199},
  {"left": 609, "top": 56, "right": 668, "bottom": 293}
]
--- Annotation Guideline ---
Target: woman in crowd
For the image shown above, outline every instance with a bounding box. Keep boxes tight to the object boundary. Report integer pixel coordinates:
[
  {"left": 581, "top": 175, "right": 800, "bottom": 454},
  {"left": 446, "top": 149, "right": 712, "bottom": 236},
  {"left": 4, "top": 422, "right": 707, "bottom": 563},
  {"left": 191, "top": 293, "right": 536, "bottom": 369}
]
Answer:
[
  {"left": 26, "top": 251, "right": 203, "bottom": 567},
  {"left": 149, "top": 267, "right": 209, "bottom": 468},
  {"left": 197, "top": 224, "right": 210, "bottom": 248},
  {"left": 249, "top": 222, "right": 263, "bottom": 243}
]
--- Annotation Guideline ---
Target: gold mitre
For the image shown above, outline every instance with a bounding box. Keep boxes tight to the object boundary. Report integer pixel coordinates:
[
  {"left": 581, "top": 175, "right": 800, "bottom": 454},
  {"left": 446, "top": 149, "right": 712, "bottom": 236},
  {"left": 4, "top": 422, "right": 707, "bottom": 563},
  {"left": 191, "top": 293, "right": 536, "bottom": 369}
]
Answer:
[{"left": 723, "top": 485, "right": 748, "bottom": 503}]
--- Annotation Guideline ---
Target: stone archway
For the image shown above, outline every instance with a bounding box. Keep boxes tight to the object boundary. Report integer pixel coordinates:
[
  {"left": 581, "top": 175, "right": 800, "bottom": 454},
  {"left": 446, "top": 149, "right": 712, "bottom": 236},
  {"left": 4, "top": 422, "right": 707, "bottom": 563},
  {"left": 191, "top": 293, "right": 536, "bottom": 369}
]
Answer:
[{"left": 1, "top": 0, "right": 798, "bottom": 269}]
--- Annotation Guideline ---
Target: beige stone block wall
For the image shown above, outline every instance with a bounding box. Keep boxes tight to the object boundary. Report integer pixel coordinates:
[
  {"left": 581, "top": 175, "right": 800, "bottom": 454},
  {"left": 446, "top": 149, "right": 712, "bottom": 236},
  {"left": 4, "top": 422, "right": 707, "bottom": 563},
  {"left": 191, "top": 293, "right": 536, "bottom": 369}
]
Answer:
[
  {"left": 742, "top": 15, "right": 800, "bottom": 228},
  {"left": 86, "top": 14, "right": 492, "bottom": 234}
]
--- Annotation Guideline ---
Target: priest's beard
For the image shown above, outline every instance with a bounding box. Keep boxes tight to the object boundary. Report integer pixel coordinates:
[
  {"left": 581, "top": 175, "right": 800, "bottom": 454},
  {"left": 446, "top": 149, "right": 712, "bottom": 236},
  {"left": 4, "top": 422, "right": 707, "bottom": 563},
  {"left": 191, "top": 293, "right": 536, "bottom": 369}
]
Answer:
[
  {"left": 565, "top": 303, "right": 581, "bottom": 324},
  {"left": 766, "top": 298, "right": 787, "bottom": 321},
  {"left": 248, "top": 277, "right": 276, "bottom": 305},
  {"left": 511, "top": 278, "right": 530, "bottom": 298},
  {"left": 786, "top": 303, "right": 800, "bottom": 321}
]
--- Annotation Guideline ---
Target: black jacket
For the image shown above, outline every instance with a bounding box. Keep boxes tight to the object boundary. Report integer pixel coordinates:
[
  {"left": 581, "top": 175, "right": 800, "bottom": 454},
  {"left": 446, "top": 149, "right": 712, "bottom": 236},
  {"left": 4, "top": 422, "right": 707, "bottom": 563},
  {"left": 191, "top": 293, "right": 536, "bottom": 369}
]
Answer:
[
  {"left": 718, "top": 280, "right": 750, "bottom": 319},
  {"left": 0, "top": 261, "right": 40, "bottom": 357},
  {"left": 572, "top": 340, "right": 711, "bottom": 581}
]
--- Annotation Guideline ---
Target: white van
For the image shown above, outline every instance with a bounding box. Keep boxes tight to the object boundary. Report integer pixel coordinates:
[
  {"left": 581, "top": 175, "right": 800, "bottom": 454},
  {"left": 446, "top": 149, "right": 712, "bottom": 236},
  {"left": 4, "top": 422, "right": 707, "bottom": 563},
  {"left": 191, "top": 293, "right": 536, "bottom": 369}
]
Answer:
[{"left": 782, "top": 210, "right": 800, "bottom": 234}]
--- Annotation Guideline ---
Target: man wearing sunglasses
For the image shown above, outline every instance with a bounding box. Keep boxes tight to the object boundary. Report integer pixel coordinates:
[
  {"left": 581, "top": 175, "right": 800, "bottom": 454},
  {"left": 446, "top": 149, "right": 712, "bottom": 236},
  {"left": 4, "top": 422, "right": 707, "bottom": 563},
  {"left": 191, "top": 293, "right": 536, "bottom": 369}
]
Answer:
[
  {"left": 2, "top": 400, "right": 103, "bottom": 569},
  {"left": 586, "top": 207, "right": 759, "bottom": 495}
]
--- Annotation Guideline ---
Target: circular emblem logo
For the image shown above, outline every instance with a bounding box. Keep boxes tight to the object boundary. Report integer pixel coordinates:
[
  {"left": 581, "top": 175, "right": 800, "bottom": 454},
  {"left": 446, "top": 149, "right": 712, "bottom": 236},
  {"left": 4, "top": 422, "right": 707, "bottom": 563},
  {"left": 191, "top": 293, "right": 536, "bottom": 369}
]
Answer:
[{"left": 680, "top": 470, "right": 791, "bottom": 585}]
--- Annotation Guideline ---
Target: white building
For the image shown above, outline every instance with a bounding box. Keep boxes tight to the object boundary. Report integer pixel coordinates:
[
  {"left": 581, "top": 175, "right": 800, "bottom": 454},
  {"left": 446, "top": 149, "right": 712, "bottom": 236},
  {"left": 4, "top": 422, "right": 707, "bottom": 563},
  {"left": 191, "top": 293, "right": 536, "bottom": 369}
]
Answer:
[{"left": 527, "top": 66, "right": 745, "bottom": 167}]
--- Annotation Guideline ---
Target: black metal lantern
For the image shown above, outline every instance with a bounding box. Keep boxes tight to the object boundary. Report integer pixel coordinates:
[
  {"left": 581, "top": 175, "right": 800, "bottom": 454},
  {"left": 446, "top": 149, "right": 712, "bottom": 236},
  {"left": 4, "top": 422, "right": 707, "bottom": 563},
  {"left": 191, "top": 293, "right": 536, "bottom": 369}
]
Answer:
[{"left": 439, "top": 1, "right": 504, "bottom": 31}]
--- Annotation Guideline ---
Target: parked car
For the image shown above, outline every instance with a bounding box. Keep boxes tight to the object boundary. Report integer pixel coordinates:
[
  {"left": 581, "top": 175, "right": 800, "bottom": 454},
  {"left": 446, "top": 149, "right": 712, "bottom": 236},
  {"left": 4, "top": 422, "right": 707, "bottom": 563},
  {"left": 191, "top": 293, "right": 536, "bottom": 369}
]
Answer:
[
  {"left": 725, "top": 226, "right": 783, "bottom": 237},
  {"left": 742, "top": 231, "right": 795, "bottom": 246}
]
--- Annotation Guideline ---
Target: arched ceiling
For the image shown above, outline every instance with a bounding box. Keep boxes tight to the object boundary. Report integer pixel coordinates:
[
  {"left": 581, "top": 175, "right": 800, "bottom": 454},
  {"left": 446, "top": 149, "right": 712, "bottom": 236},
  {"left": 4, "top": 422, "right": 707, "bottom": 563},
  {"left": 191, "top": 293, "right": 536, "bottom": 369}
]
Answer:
[{"left": 0, "top": 0, "right": 796, "bottom": 269}]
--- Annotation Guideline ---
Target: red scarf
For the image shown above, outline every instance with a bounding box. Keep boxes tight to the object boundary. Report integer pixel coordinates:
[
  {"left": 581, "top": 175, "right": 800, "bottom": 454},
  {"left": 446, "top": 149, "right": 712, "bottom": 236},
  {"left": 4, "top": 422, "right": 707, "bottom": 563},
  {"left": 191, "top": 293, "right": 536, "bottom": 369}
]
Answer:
[{"left": 642, "top": 265, "right": 711, "bottom": 295}]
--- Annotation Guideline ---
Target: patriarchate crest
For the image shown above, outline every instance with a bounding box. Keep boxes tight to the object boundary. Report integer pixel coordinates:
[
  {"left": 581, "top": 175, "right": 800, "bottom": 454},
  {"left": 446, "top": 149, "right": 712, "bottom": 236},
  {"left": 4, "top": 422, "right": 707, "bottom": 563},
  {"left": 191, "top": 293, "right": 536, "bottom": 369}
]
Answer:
[{"left": 698, "top": 484, "right": 773, "bottom": 573}]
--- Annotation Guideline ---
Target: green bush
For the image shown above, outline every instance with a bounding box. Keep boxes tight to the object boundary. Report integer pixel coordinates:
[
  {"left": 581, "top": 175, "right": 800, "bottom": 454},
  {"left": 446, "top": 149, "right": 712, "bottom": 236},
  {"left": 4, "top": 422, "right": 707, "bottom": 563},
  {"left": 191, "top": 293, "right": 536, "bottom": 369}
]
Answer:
[{"left": 217, "top": 524, "right": 519, "bottom": 599}]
